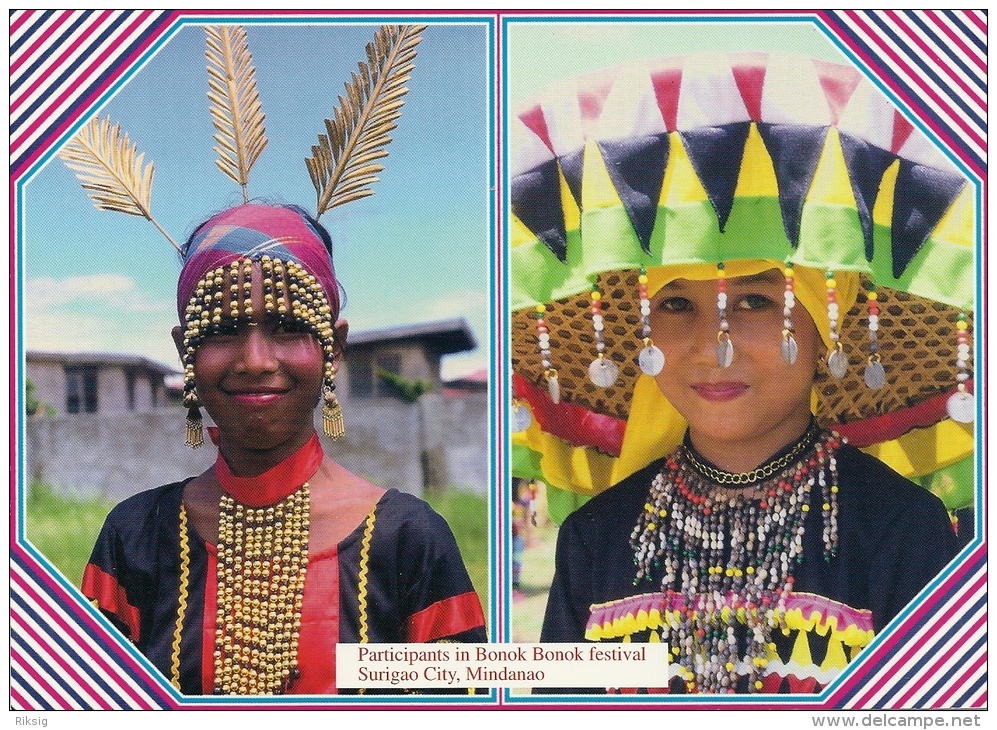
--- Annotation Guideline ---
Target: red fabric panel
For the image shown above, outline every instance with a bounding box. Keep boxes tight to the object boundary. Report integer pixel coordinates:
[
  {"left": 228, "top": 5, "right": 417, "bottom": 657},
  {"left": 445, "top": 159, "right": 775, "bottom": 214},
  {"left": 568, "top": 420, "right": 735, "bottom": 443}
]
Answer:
[
  {"left": 650, "top": 66, "right": 682, "bottom": 132},
  {"left": 513, "top": 372, "right": 626, "bottom": 456},
  {"left": 201, "top": 543, "right": 342, "bottom": 694},
  {"left": 81, "top": 563, "right": 141, "bottom": 641},
  {"left": 404, "top": 591, "right": 485, "bottom": 643},
  {"left": 831, "top": 381, "right": 971, "bottom": 447}
]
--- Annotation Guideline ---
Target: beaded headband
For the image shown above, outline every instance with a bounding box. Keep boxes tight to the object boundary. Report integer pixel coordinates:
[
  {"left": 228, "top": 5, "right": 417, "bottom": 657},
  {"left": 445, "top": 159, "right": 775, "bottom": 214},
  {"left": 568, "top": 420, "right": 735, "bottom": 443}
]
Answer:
[
  {"left": 59, "top": 24, "right": 427, "bottom": 445},
  {"left": 509, "top": 52, "right": 976, "bottom": 514}
]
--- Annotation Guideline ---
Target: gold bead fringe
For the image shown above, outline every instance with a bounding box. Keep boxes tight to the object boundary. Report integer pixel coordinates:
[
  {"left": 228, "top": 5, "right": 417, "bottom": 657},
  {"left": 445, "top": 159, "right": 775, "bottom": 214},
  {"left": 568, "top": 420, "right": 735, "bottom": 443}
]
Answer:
[{"left": 213, "top": 484, "right": 310, "bottom": 695}]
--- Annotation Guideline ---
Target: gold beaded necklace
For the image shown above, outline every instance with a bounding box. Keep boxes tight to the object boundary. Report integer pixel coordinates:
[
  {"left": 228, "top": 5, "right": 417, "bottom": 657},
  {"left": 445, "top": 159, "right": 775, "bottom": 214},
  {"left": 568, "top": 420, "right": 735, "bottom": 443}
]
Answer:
[{"left": 212, "top": 484, "right": 310, "bottom": 695}]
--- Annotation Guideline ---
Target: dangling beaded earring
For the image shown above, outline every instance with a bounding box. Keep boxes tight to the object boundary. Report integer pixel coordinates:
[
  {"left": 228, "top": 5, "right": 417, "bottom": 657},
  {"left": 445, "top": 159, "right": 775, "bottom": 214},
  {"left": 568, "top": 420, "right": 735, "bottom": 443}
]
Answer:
[
  {"left": 825, "top": 270, "right": 848, "bottom": 378},
  {"left": 781, "top": 262, "right": 798, "bottom": 365},
  {"left": 947, "top": 311, "right": 975, "bottom": 423},
  {"left": 535, "top": 304, "right": 560, "bottom": 403},
  {"left": 588, "top": 283, "right": 619, "bottom": 387},
  {"left": 863, "top": 282, "right": 885, "bottom": 389},
  {"left": 716, "top": 262, "right": 733, "bottom": 367},
  {"left": 322, "top": 361, "right": 345, "bottom": 440},
  {"left": 183, "top": 386, "right": 204, "bottom": 448},
  {"left": 637, "top": 266, "right": 665, "bottom": 376}
]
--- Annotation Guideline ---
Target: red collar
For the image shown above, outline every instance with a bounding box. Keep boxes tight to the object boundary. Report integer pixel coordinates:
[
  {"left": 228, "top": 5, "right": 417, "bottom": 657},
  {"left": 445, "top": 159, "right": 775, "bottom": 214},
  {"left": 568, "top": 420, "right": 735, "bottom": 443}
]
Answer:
[{"left": 214, "top": 432, "right": 324, "bottom": 507}]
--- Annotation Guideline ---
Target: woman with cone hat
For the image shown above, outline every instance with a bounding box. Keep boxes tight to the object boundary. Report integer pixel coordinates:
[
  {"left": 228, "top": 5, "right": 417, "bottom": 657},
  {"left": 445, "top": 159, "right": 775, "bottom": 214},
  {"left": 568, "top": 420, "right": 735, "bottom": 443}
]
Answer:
[{"left": 510, "top": 53, "right": 973, "bottom": 694}]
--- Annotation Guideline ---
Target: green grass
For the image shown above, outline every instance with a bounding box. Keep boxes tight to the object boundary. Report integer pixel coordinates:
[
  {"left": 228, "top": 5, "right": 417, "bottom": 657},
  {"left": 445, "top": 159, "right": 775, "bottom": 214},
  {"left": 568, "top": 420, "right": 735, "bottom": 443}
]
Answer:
[
  {"left": 424, "top": 489, "right": 490, "bottom": 612},
  {"left": 25, "top": 481, "right": 491, "bottom": 617},
  {"left": 25, "top": 482, "right": 113, "bottom": 588}
]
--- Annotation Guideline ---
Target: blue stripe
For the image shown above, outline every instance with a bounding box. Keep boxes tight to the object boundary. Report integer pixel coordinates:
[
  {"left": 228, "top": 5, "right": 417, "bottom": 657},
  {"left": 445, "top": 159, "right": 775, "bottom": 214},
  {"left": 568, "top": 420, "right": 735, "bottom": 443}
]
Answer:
[
  {"left": 9, "top": 9, "right": 57, "bottom": 55},
  {"left": 11, "top": 589, "right": 132, "bottom": 708},
  {"left": 913, "top": 632, "right": 986, "bottom": 708},
  {"left": 10, "top": 11, "right": 96, "bottom": 96},
  {"left": 939, "top": 10, "right": 987, "bottom": 54},
  {"left": 10, "top": 10, "right": 132, "bottom": 133},
  {"left": 952, "top": 671, "right": 987, "bottom": 707},
  {"left": 862, "top": 11, "right": 986, "bottom": 130},
  {"left": 906, "top": 12, "right": 985, "bottom": 89},
  {"left": 871, "top": 592, "right": 986, "bottom": 707},
  {"left": 11, "top": 667, "right": 53, "bottom": 710},
  {"left": 10, "top": 632, "right": 92, "bottom": 708},
  {"left": 10, "top": 12, "right": 174, "bottom": 175},
  {"left": 821, "top": 11, "right": 985, "bottom": 172}
]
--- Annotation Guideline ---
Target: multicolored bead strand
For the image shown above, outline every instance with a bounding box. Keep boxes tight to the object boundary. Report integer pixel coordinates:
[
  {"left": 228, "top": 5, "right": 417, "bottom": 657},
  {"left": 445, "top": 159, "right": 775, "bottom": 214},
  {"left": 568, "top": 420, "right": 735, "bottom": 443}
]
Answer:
[
  {"left": 638, "top": 265, "right": 665, "bottom": 375},
  {"left": 588, "top": 284, "right": 619, "bottom": 387},
  {"left": 716, "top": 263, "right": 733, "bottom": 367},
  {"left": 863, "top": 283, "right": 885, "bottom": 389},
  {"left": 781, "top": 262, "right": 798, "bottom": 365},
  {"left": 630, "top": 427, "right": 840, "bottom": 694},
  {"left": 946, "top": 311, "right": 975, "bottom": 423},
  {"left": 535, "top": 304, "right": 560, "bottom": 403},
  {"left": 825, "top": 271, "right": 848, "bottom": 378}
]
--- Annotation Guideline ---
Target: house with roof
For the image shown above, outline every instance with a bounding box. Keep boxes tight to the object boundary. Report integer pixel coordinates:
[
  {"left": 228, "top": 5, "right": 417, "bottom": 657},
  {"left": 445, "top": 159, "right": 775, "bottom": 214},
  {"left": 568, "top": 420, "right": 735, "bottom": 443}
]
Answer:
[{"left": 25, "top": 351, "right": 178, "bottom": 415}]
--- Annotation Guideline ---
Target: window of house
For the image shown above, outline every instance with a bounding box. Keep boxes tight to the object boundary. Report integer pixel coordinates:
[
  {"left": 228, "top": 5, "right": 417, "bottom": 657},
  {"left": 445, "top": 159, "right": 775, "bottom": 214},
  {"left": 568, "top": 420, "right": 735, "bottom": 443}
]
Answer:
[
  {"left": 126, "top": 370, "right": 136, "bottom": 410},
  {"left": 65, "top": 366, "right": 98, "bottom": 413},
  {"left": 349, "top": 352, "right": 404, "bottom": 399}
]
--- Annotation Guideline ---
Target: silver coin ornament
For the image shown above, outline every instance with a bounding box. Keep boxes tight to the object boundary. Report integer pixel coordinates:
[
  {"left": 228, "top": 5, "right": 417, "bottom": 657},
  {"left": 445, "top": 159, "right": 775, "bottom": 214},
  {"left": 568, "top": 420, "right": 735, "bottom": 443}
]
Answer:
[
  {"left": 589, "top": 357, "right": 620, "bottom": 387},
  {"left": 946, "top": 392, "right": 975, "bottom": 423},
  {"left": 827, "top": 348, "right": 849, "bottom": 379},
  {"left": 547, "top": 374, "right": 560, "bottom": 404},
  {"left": 781, "top": 334, "right": 799, "bottom": 365},
  {"left": 716, "top": 338, "right": 734, "bottom": 368},
  {"left": 511, "top": 403, "right": 533, "bottom": 433},
  {"left": 863, "top": 360, "right": 886, "bottom": 390},
  {"left": 639, "top": 345, "right": 665, "bottom": 376}
]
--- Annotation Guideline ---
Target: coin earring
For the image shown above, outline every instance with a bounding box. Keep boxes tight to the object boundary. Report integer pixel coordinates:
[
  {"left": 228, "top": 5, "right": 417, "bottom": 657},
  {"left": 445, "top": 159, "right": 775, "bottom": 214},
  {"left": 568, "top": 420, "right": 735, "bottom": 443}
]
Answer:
[
  {"left": 588, "top": 283, "right": 619, "bottom": 387},
  {"left": 825, "top": 270, "right": 848, "bottom": 379},
  {"left": 716, "top": 263, "right": 733, "bottom": 368},
  {"left": 637, "top": 266, "right": 665, "bottom": 376}
]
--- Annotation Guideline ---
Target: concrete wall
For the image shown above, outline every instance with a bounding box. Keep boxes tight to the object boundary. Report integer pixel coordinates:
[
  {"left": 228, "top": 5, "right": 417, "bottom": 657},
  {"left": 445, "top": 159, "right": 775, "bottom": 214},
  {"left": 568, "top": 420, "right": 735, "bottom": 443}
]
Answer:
[
  {"left": 26, "top": 361, "right": 162, "bottom": 415},
  {"left": 23, "top": 393, "right": 489, "bottom": 503}
]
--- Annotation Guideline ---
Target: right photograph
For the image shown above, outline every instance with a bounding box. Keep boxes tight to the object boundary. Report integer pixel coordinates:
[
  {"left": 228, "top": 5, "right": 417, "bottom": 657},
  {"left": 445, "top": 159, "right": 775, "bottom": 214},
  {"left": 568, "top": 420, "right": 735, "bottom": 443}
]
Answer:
[{"left": 507, "top": 18, "right": 977, "bottom": 700}]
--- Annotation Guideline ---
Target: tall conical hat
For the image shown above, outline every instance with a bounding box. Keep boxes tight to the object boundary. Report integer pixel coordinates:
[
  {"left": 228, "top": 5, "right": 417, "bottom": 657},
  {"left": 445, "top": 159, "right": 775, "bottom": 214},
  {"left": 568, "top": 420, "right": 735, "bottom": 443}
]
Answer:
[{"left": 509, "top": 53, "right": 976, "bottom": 521}]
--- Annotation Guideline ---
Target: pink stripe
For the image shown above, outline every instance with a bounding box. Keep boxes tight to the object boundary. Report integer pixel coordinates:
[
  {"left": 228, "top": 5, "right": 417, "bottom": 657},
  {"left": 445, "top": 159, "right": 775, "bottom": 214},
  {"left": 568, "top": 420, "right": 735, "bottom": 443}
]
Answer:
[
  {"left": 10, "top": 646, "right": 75, "bottom": 709},
  {"left": 972, "top": 691, "right": 987, "bottom": 708},
  {"left": 827, "top": 547, "right": 983, "bottom": 704},
  {"left": 12, "top": 611, "right": 114, "bottom": 710},
  {"left": 843, "top": 10, "right": 985, "bottom": 153},
  {"left": 9, "top": 9, "right": 35, "bottom": 36},
  {"left": 11, "top": 567, "right": 161, "bottom": 709},
  {"left": 891, "top": 611, "right": 986, "bottom": 706},
  {"left": 923, "top": 10, "right": 986, "bottom": 74},
  {"left": 934, "top": 649, "right": 987, "bottom": 708},
  {"left": 11, "top": 9, "right": 117, "bottom": 113},
  {"left": 848, "top": 570, "right": 985, "bottom": 707},
  {"left": 882, "top": 9, "right": 985, "bottom": 111},
  {"left": 963, "top": 9, "right": 987, "bottom": 34},
  {"left": 933, "top": 644, "right": 986, "bottom": 707},
  {"left": 10, "top": 685, "right": 32, "bottom": 710},
  {"left": 10, "top": 9, "right": 76, "bottom": 75},
  {"left": 11, "top": 10, "right": 164, "bottom": 172}
]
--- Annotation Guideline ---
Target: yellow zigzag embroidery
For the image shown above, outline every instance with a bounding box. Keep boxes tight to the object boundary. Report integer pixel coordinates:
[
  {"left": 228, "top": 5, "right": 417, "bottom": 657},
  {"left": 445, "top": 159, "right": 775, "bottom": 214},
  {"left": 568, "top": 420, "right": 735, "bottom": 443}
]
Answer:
[
  {"left": 170, "top": 505, "right": 192, "bottom": 690},
  {"left": 357, "top": 507, "right": 378, "bottom": 644}
]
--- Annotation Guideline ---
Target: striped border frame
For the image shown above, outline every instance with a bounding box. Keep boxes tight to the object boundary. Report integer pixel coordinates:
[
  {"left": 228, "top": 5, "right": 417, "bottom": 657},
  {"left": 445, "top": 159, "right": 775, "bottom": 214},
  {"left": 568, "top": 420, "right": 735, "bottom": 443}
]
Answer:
[{"left": 9, "top": 9, "right": 986, "bottom": 710}]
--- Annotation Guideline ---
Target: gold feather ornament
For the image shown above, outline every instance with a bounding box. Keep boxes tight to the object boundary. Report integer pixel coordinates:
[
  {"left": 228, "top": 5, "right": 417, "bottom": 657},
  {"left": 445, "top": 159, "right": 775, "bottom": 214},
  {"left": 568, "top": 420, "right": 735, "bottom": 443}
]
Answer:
[
  {"left": 58, "top": 116, "right": 180, "bottom": 251},
  {"left": 306, "top": 24, "right": 426, "bottom": 219},
  {"left": 205, "top": 25, "right": 268, "bottom": 203}
]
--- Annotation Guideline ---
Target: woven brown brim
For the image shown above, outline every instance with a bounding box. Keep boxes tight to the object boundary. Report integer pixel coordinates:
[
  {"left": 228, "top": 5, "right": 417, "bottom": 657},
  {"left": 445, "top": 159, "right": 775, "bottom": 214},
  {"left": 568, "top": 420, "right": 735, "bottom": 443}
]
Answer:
[{"left": 511, "top": 270, "right": 970, "bottom": 427}]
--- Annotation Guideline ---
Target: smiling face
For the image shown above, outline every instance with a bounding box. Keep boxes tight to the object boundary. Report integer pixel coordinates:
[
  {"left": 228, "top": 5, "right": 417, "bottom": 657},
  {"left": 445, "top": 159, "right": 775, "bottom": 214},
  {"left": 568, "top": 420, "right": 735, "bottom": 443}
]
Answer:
[
  {"left": 648, "top": 268, "right": 821, "bottom": 472},
  {"left": 174, "top": 262, "right": 347, "bottom": 473}
]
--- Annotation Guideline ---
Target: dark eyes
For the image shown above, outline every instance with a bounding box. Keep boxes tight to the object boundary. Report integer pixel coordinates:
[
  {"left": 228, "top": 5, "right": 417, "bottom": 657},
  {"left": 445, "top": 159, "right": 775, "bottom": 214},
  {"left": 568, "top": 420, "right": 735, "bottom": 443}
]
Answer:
[{"left": 657, "top": 294, "right": 775, "bottom": 313}]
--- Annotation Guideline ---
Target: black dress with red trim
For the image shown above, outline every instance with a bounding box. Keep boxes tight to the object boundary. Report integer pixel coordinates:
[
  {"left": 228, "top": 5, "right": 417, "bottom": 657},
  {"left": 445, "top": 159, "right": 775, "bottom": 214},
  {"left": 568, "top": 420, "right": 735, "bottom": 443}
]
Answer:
[
  {"left": 82, "top": 485, "right": 486, "bottom": 694},
  {"left": 539, "top": 444, "right": 958, "bottom": 694}
]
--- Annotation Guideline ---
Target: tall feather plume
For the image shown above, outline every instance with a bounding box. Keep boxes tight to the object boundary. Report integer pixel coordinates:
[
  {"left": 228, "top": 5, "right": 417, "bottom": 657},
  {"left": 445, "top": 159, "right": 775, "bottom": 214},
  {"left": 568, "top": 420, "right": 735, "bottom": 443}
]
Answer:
[
  {"left": 305, "top": 24, "right": 426, "bottom": 219},
  {"left": 205, "top": 25, "right": 268, "bottom": 203},
  {"left": 58, "top": 115, "right": 180, "bottom": 252}
]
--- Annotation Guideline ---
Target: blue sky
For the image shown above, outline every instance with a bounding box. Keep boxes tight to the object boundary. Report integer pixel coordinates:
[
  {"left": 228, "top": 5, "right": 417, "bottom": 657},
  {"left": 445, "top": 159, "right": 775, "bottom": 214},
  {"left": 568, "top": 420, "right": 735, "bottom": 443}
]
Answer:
[{"left": 21, "top": 20, "right": 492, "bottom": 379}]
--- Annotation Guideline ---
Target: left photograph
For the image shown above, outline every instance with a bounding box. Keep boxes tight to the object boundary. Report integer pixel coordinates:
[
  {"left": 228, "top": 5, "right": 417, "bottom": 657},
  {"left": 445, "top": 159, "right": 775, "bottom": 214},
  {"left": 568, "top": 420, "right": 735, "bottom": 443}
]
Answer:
[{"left": 14, "top": 16, "right": 493, "bottom": 704}]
